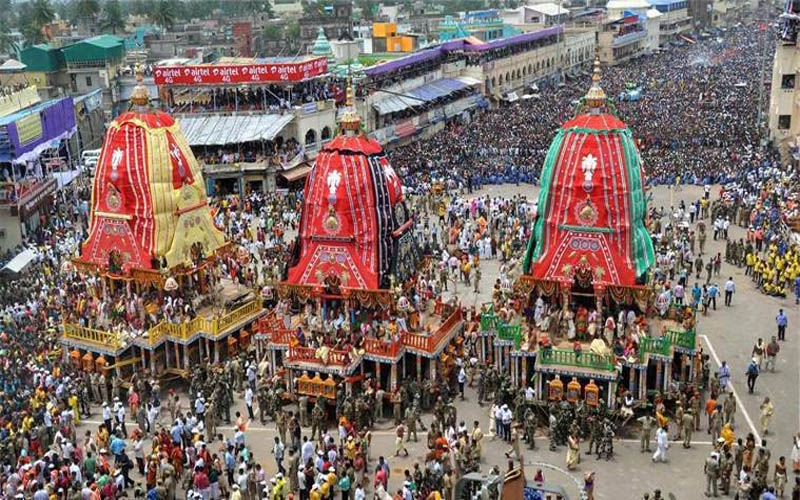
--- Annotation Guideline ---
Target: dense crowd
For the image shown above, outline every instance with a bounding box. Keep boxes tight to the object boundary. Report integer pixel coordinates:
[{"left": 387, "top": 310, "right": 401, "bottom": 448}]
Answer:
[
  {"left": 164, "top": 79, "right": 344, "bottom": 114},
  {"left": 196, "top": 139, "right": 304, "bottom": 168},
  {"left": 0, "top": 18, "right": 799, "bottom": 500},
  {"left": 388, "top": 24, "right": 771, "bottom": 192}
]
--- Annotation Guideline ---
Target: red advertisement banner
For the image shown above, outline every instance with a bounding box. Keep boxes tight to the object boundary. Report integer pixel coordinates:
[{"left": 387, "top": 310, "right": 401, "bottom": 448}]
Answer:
[{"left": 154, "top": 57, "right": 328, "bottom": 85}]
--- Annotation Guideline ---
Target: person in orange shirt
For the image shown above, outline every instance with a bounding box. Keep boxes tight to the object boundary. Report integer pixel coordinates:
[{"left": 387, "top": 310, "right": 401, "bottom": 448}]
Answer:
[{"left": 706, "top": 396, "right": 717, "bottom": 432}]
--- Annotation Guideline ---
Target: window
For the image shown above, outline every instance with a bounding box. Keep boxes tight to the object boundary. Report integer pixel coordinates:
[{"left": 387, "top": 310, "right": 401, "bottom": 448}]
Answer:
[
  {"left": 85, "top": 76, "right": 93, "bottom": 87},
  {"left": 779, "top": 115, "right": 792, "bottom": 129},
  {"left": 782, "top": 74, "right": 795, "bottom": 89}
]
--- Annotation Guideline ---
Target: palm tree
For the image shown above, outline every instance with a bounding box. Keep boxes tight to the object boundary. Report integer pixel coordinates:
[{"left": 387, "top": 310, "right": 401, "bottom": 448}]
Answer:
[
  {"left": 150, "top": 0, "right": 175, "bottom": 31},
  {"left": 18, "top": 0, "right": 52, "bottom": 45},
  {"left": 31, "top": 0, "right": 55, "bottom": 28},
  {"left": 20, "top": 21, "right": 45, "bottom": 45},
  {"left": 0, "top": 21, "right": 19, "bottom": 56},
  {"left": 100, "top": 0, "right": 125, "bottom": 34}
]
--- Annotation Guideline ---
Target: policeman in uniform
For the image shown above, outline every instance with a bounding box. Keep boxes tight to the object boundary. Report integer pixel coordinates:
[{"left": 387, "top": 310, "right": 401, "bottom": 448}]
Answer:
[
  {"left": 637, "top": 414, "right": 656, "bottom": 453},
  {"left": 682, "top": 409, "right": 694, "bottom": 448},
  {"left": 704, "top": 451, "right": 720, "bottom": 497}
]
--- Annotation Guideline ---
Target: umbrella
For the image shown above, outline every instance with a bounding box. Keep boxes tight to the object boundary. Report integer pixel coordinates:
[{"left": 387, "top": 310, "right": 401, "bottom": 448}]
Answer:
[{"left": 60, "top": 261, "right": 74, "bottom": 274}]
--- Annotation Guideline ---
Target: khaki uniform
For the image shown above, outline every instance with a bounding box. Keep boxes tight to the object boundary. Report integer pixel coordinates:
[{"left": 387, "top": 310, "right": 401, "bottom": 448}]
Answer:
[{"left": 681, "top": 412, "right": 694, "bottom": 448}]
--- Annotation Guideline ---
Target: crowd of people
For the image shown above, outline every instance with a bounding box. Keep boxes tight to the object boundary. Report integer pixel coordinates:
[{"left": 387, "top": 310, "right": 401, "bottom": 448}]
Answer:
[
  {"left": 164, "top": 79, "right": 344, "bottom": 114},
  {"left": 0, "top": 17, "right": 799, "bottom": 500},
  {"left": 195, "top": 139, "right": 304, "bottom": 169},
  {"left": 388, "top": 24, "right": 774, "bottom": 192}
]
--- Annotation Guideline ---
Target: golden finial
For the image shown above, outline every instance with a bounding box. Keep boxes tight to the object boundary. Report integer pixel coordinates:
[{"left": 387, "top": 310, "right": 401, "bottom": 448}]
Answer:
[
  {"left": 345, "top": 77, "right": 354, "bottom": 108},
  {"left": 340, "top": 77, "right": 361, "bottom": 133},
  {"left": 584, "top": 55, "right": 606, "bottom": 110},
  {"left": 129, "top": 63, "right": 150, "bottom": 109}
]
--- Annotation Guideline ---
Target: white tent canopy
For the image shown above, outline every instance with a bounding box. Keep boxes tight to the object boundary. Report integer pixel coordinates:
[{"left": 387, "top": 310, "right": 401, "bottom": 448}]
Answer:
[
  {"left": 2, "top": 248, "right": 37, "bottom": 273},
  {"left": 178, "top": 114, "right": 295, "bottom": 146}
]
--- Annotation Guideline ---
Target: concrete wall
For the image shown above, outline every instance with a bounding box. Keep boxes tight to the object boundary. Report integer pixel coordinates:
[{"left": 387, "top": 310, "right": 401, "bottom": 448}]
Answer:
[
  {"left": 482, "top": 42, "right": 561, "bottom": 96},
  {"left": 289, "top": 101, "right": 337, "bottom": 155}
]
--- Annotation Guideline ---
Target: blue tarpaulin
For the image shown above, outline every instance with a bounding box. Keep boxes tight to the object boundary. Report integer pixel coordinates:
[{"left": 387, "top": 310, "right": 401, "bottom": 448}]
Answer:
[{"left": 372, "top": 77, "right": 481, "bottom": 115}]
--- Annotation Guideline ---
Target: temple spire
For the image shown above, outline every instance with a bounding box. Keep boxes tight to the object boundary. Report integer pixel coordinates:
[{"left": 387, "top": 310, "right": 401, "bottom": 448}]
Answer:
[
  {"left": 339, "top": 77, "right": 361, "bottom": 134},
  {"left": 129, "top": 62, "right": 152, "bottom": 112},
  {"left": 584, "top": 56, "right": 607, "bottom": 112}
]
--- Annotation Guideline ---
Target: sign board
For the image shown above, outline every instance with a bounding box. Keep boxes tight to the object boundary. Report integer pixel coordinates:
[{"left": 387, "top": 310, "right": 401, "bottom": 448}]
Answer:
[
  {"left": 153, "top": 58, "right": 328, "bottom": 85},
  {"left": 15, "top": 114, "right": 43, "bottom": 146},
  {"left": 18, "top": 176, "right": 57, "bottom": 219}
]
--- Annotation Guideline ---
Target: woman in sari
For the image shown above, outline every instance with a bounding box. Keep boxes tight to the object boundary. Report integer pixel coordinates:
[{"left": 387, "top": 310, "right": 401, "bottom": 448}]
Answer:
[{"left": 566, "top": 433, "right": 580, "bottom": 470}]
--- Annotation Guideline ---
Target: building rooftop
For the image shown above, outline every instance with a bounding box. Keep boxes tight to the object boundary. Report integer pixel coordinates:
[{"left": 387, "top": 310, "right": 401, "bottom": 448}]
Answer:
[
  {"left": 0, "top": 59, "right": 26, "bottom": 72},
  {"left": 606, "top": 0, "right": 652, "bottom": 9},
  {"left": 61, "top": 35, "right": 126, "bottom": 64},
  {"left": 527, "top": 3, "right": 569, "bottom": 16},
  {"left": 19, "top": 44, "right": 66, "bottom": 73}
]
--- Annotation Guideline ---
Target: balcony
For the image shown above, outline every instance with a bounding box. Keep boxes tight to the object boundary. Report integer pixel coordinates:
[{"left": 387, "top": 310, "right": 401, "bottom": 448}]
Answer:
[
  {"left": 201, "top": 161, "right": 270, "bottom": 176},
  {"left": 639, "top": 336, "right": 672, "bottom": 362},
  {"left": 362, "top": 337, "right": 403, "bottom": 361},
  {"left": 0, "top": 176, "right": 58, "bottom": 212},
  {"left": 62, "top": 299, "right": 265, "bottom": 354},
  {"left": 496, "top": 324, "right": 522, "bottom": 349},
  {"left": 538, "top": 348, "right": 616, "bottom": 372},
  {"left": 401, "top": 307, "right": 464, "bottom": 357},
  {"left": 63, "top": 323, "right": 123, "bottom": 353},
  {"left": 285, "top": 345, "right": 360, "bottom": 375},
  {"left": 612, "top": 29, "right": 647, "bottom": 47},
  {"left": 665, "top": 328, "right": 696, "bottom": 351},
  {"left": 480, "top": 312, "right": 498, "bottom": 330}
]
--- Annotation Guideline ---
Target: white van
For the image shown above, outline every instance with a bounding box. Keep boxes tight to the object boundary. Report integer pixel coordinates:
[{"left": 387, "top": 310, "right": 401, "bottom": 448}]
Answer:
[{"left": 81, "top": 149, "right": 101, "bottom": 173}]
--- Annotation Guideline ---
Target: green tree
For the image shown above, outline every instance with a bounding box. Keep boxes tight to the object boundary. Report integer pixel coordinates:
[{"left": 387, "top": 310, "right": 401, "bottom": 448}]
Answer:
[
  {"left": 150, "top": 0, "right": 176, "bottom": 31},
  {"left": 100, "top": 0, "right": 125, "bottom": 33},
  {"left": 263, "top": 23, "right": 282, "bottom": 41},
  {"left": 20, "top": 21, "right": 45, "bottom": 45},
  {"left": 0, "top": 20, "right": 19, "bottom": 56},
  {"left": 30, "top": 0, "right": 55, "bottom": 27},
  {"left": 18, "top": 0, "right": 53, "bottom": 45},
  {"left": 286, "top": 19, "right": 300, "bottom": 49}
]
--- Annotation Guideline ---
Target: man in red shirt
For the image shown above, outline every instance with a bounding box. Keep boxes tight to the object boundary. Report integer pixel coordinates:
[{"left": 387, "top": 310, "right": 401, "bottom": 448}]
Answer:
[
  {"left": 373, "top": 467, "right": 387, "bottom": 491},
  {"left": 193, "top": 466, "right": 211, "bottom": 497}
]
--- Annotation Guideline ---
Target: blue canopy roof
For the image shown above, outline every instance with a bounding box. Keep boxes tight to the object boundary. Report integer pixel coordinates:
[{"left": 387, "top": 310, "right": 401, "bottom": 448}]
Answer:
[{"left": 372, "top": 77, "right": 481, "bottom": 115}]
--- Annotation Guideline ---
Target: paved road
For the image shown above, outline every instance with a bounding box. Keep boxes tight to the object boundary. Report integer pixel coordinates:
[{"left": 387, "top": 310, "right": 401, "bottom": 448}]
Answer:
[{"left": 75, "top": 184, "right": 799, "bottom": 499}]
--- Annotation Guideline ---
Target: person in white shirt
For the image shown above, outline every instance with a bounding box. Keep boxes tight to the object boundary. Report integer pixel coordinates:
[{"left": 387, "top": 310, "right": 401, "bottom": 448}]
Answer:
[
  {"left": 501, "top": 405, "right": 513, "bottom": 442},
  {"left": 525, "top": 386, "right": 535, "bottom": 400},
  {"left": 457, "top": 367, "right": 467, "bottom": 400},
  {"left": 354, "top": 484, "right": 366, "bottom": 500},
  {"left": 652, "top": 426, "right": 669, "bottom": 463},
  {"left": 244, "top": 387, "right": 254, "bottom": 420},
  {"left": 493, "top": 404, "right": 503, "bottom": 439},
  {"left": 301, "top": 436, "right": 314, "bottom": 465},
  {"left": 724, "top": 277, "right": 735, "bottom": 307},
  {"left": 297, "top": 468, "right": 306, "bottom": 497}
]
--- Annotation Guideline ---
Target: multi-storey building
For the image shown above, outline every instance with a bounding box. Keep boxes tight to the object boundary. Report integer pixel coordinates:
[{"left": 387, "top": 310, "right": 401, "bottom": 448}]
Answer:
[{"left": 769, "top": 6, "right": 800, "bottom": 159}]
